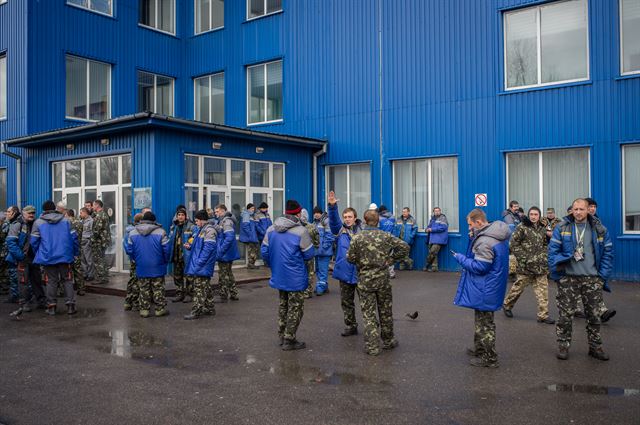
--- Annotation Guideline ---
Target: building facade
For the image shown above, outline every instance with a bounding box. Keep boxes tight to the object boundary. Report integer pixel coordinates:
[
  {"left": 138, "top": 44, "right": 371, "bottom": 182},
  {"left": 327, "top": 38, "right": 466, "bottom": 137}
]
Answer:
[{"left": 1, "top": 0, "right": 639, "bottom": 278}]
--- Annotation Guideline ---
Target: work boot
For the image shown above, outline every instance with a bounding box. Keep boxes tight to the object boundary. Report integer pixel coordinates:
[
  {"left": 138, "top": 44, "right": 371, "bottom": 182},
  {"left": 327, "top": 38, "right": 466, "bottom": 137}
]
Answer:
[
  {"left": 429, "top": 267, "right": 438, "bottom": 273},
  {"left": 340, "top": 327, "right": 358, "bottom": 337},
  {"left": 21, "top": 304, "right": 32, "bottom": 313},
  {"left": 399, "top": 263, "right": 406, "bottom": 271},
  {"left": 537, "top": 317, "right": 555, "bottom": 324},
  {"left": 139, "top": 310, "right": 150, "bottom": 318},
  {"left": 278, "top": 336, "right": 284, "bottom": 346},
  {"left": 382, "top": 339, "right": 399, "bottom": 350},
  {"left": 574, "top": 310, "right": 586, "bottom": 318},
  {"left": 282, "top": 339, "right": 306, "bottom": 351},
  {"left": 77, "top": 289, "right": 85, "bottom": 296},
  {"left": 172, "top": 295, "right": 185, "bottom": 303},
  {"left": 556, "top": 346, "right": 569, "bottom": 360},
  {"left": 588, "top": 347, "right": 610, "bottom": 361},
  {"left": 469, "top": 357, "right": 498, "bottom": 368},
  {"left": 217, "top": 297, "right": 228, "bottom": 303},
  {"left": 466, "top": 348, "right": 479, "bottom": 357},
  {"left": 123, "top": 303, "right": 132, "bottom": 311},
  {"left": 183, "top": 312, "right": 201, "bottom": 320},
  {"left": 503, "top": 308, "right": 513, "bottom": 318},
  {"left": 366, "top": 349, "right": 381, "bottom": 356},
  {"left": 203, "top": 309, "right": 216, "bottom": 316},
  {"left": 230, "top": 295, "right": 239, "bottom": 301},
  {"left": 155, "top": 308, "right": 170, "bottom": 317},
  {"left": 67, "top": 304, "right": 77, "bottom": 315},
  {"left": 601, "top": 309, "right": 617, "bottom": 323},
  {"left": 182, "top": 295, "right": 192, "bottom": 303},
  {"left": 46, "top": 306, "right": 56, "bottom": 316}
]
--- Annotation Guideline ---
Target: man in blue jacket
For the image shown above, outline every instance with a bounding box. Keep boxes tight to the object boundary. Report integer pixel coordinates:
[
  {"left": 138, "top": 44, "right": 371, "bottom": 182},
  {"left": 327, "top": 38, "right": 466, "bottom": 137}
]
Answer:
[
  {"left": 214, "top": 204, "right": 241, "bottom": 302},
  {"left": 327, "top": 190, "right": 363, "bottom": 337},
  {"left": 170, "top": 206, "right": 196, "bottom": 303},
  {"left": 377, "top": 205, "right": 397, "bottom": 278},
  {"left": 30, "top": 201, "right": 79, "bottom": 316},
  {"left": 184, "top": 210, "right": 218, "bottom": 320},
  {"left": 261, "top": 199, "right": 315, "bottom": 351},
  {"left": 548, "top": 198, "right": 613, "bottom": 361},
  {"left": 424, "top": 207, "right": 449, "bottom": 272},
  {"left": 394, "top": 207, "right": 417, "bottom": 270},
  {"left": 255, "top": 202, "right": 273, "bottom": 243},
  {"left": 240, "top": 203, "right": 260, "bottom": 269},
  {"left": 453, "top": 208, "right": 511, "bottom": 368},
  {"left": 312, "top": 206, "right": 334, "bottom": 296},
  {"left": 125, "top": 212, "right": 173, "bottom": 318}
]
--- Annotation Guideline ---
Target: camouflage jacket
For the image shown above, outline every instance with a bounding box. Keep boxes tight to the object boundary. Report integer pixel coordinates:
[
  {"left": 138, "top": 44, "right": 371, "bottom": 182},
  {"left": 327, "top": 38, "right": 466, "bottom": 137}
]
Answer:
[
  {"left": 347, "top": 226, "right": 410, "bottom": 290},
  {"left": 69, "top": 217, "right": 84, "bottom": 248},
  {"left": 510, "top": 218, "right": 548, "bottom": 275},
  {"left": 541, "top": 217, "right": 562, "bottom": 233},
  {"left": 92, "top": 210, "right": 111, "bottom": 247}
]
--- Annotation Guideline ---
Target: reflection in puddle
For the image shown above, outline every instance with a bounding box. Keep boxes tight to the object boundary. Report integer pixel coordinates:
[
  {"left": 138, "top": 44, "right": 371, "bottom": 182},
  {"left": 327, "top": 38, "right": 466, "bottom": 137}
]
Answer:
[
  {"left": 547, "top": 384, "right": 640, "bottom": 396},
  {"left": 101, "top": 330, "right": 171, "bottom": 367},
  {"left": 268, "top": 359, "right": 391, "bottom": 386},
  {"left": 78, "top": 308, "right": 107, "bottom": 318}
]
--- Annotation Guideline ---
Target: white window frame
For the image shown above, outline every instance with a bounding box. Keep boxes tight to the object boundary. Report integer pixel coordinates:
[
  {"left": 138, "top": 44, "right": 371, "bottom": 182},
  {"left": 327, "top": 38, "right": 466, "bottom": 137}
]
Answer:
[
  {"left": 66, "top": 0, "right": 113, "bottom": 17},
  {"left": 622, "top": 144, "right": 640, "bottom": 234},
  {"left": 246, "top": 0, "right": 282, "bottom": 21},
  {"left": 503, "top": 0, "right": 590, "bottom": 91},
  {"left": 138, "top": 70, "right": 175, "bottom": 116},
  {"left": 193, "top": 72, "right": 224, "bottom": 123},
  {"left": 325, "top": 163, "right": 372, "bottom": 215},
  {"left": 620, "top": 0, "right": 640, "bottom": 76},
  {"left": 65, "top": 55, "right": 112, "bottom": 122},
  {"left": 246, "top": 60, "right": 283, "bottom": 126},
  {"left": 0, "top": 52, "right": 6, "bottom": 120},
  {"left": 505, "top": 148, "right": 591, "bottom": 212},
  {"left": 139, "top": 0, "right": 176, "bottom": 36},
  {"left": 194, "top": 0, "right": 224, "bottom": 35}
]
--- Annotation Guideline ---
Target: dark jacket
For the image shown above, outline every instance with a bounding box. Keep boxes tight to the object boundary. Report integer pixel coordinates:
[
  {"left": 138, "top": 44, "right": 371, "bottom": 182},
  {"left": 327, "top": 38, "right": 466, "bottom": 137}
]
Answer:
[
  {"left": 328, "top": 203, "right": 362, "bottom": 284},
  {"left": 169, "top": 219, "right": 196, "bottom": 262},
  {"left": 5, "top": 216, "right": 27, "bottom": 265},
  {"left": 125, "top": 221, "right": 172, "bottom": 278},
  {"left": 31, "top": 211, "right": 79, "bottom": 265}
]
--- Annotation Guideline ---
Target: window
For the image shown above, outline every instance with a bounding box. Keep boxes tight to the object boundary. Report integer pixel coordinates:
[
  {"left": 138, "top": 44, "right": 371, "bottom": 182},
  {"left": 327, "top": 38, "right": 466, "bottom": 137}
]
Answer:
[
  {"left": 506, "top": 148, "right": 590, "bottom": 214},
  {"left": 65, "top": 55, "right": 111, "bottom": 121},
  {"left": 67, "top": 0, "right": 113, "bottom": 16},
  {"left": 247, "top": 0, "right": 281, "bottom": 20},
  {"left": 195, "top": 0, "right": 224, "bottom": 34},
  {"left": 504, "top": 0, "right": 588, "bottom": 90},
  {"left": 0, "top": 53, "right": 5, "bottom": 119},
  {"left": 623, "top": 145, "right": 640, "bottom": 232},
  {"left": 137, "top": 71, "right": 174, "bottom": 116},
  {"left": 194, "top": 72, "right": 224, "bottom": 123},
  {"left": 140, "top": 0, "right": 175, "bottom": 34},
  {"left": 247, "top": 60, "right": 282, "bottom": 125},
  {"left": 326, "top": 163, "right": 371, "bottom": 219},
  {"left": 621, "top": 0, "right": 640, "bottom": 75},
  {"left": 0, "top": 168, "right": 6, "bottom": 211},
  {"left": 393, "top": 157, "right": 459, "bottom": 232}
]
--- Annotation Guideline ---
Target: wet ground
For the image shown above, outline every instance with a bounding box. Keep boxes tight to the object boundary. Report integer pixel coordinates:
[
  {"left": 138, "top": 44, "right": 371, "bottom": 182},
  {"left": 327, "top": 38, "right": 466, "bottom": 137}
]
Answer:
[{"left": 1, "top": 272, "right": 639, "bottom": 424}]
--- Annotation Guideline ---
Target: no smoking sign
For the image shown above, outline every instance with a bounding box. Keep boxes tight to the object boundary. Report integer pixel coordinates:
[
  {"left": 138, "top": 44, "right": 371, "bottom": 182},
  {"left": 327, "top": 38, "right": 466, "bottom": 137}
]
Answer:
[{"left": 475, "top": 193, "right": 487, "bottom": 207}]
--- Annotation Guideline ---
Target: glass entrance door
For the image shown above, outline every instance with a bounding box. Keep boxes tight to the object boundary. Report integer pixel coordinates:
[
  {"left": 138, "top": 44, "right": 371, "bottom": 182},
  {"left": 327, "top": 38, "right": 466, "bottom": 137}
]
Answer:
[
  {"left": 207, "top": 188, "right": 228, "bottom": 212},
  {"left": 62, "top": 189, "right": 81, "bottom": 215},
  {"left": 98, "top": 187, "right": 120, "bottom": 272}
]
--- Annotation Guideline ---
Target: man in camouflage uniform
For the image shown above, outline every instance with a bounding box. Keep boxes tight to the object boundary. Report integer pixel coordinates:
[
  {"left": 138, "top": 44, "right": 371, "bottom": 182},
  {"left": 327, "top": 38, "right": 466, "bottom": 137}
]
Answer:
[
  {"left": 300, "top": 209, "right": 320, "bottom": 299},
  {"left": 4, "top": 206, "right": 22, "bottom": 303},
  {"left": 170, "top": 207, "right": 195, "bottom": 303},
  {"left": 214, "top": 204, "right": 241, "bottom": 302},
  {"left": 79, "top": 207, "right": 95, "bottom": 282},
  {"left": 184, "top": 210, "right": 218, "bottom": 320},
  {"left": 549, "top": 198, "right": 613, "bottom": 361},
  {"left": 541, "top": 207, "right": 562, "bottom": 241},
  {"left": 0, "top": 214, "right": 10, "bottom": 296},
  {"left": 65, "top": 209, "right": 86, "bottom": 296},
  {"left": 123, "top": 213, "right": 143, "bottom": 311},
  {"left": 502, "top": 207, "right": 555, "bottom": 324},
  {"left": 347, "top": 209, "right": 409, "bottom": 356},
  {"left": 92, "top": 200, "right": 112, "bottom": 284}
]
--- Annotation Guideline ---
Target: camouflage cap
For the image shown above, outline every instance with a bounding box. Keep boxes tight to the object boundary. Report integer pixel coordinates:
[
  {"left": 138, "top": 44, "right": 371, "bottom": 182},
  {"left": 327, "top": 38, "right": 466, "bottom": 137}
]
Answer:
[{"left": 23, "top": 205, "right": 36, "bottom": 213}]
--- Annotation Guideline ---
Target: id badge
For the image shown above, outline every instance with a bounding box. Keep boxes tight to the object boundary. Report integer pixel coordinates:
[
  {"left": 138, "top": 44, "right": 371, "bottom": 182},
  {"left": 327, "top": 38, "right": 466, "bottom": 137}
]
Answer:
[{"left": 573, "top": 250, "right": 584, "bottom": 261}]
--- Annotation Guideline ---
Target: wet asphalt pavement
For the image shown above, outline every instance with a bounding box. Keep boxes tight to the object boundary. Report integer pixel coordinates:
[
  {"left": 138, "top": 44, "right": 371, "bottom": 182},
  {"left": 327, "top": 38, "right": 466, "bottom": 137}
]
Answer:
[{"left": 1, "top": 271, "right": 639, "bottom": 425}]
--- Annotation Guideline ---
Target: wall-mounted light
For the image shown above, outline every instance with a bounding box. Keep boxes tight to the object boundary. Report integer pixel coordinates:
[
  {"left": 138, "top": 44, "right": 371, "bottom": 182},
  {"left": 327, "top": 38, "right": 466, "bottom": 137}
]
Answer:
[
  {"left": 65, "top": 143, "right": 75, "bottom": 151},
  {"left": 100, "top": 138, "right": 110, "bottom": 146},
  {"left": 212, "top": 142, "right": 222, "bottom": 150},
  {"left": 256, "top": 147, "right": 264, "bottom": 154}
]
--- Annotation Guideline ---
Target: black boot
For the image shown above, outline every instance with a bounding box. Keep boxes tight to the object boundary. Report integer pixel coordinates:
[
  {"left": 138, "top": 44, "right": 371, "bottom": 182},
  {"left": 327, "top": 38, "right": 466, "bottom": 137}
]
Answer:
[
  {"left": 172, "top": 295, "right": 185, "bottom": 303},
  {"left": 340, "top": 327, "right": 358, "bottom": 337},
  {"left": 282, "top": 339, "right": 306, "bottom": 351},
  {"left": 67, "top": 304, "right": 77, "bottom": 315}
]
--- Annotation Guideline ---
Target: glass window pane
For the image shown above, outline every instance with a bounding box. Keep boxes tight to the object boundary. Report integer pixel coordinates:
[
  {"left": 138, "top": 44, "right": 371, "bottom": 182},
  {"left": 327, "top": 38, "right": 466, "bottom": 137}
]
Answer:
[
  {"left": 89, "top": 60, "right": 110, "bottom": 121},
  {"left": 66, "top": 56, "right": 87, "bottom": 119},
  {"left": 273, "top": 163, "right": 284, "bottom": 188},
  {"left": 122, "top": 186, "right": 132, "bottom": 268},
  {"left": 507, "top": 152, "right": 540, "bottom": 211},
  {"left": 122, "top": 155, "right": 132, "bottom": 184},
  {"left": 68, "top": 0, "right": 88, "bottom": 7},
  {"left": 140, "top": 0, "right": 155, "bottom": 26},
  {"left": 431, "top": 157, "right": 459, "bottom": 232},
  {"left": 100, "top": 156, "right": 119, "bottom": 185},
  {"left": 266, "top": 0, "right": 281, "bottom": 14},
  {"left": 230, "top": 189, "right": 246, "bottom": 233},
  {"left": 394, "top": 160, "right": 428, "bottom": 229},
  {"left": 54, "top": 191, "right": 63, "bottom": 204},
  {"left": 328, "top": 165, "right": 347, "bottom": 210},
  {"left": 84, "top": 159, "right": 97, "bottom": 186},
  {"left": 204, "top": 157, "right": 226, "bottom": 185},
  {"left": 349, "top": 164, "right": 371, "bottom": 218},
  {"left": 65, "top": 161, "right": 81, "bottom": 188},
  {"left": 212, "top": 0, "right": 224, "bottom": 29},
  {"left": 541, "top": 0, "right": 588, "bottom": 83},
  {"left": 211, "top": 72, "right": 225, "bottom": 124},
  {"left": 542, "top": 149, "right": 589, "bottom": 214},
  {"left": 624, "top": 145, "right": 640, "bottom": 231},
  {"left": 266, "top": 61, "right": 282, "bottom": 121},
  {"left": 184, "top": 155, "right": 199, "bottom": 184},
  {"left": 250, "top": 162, "right": 269, "bottom": 187},
  {"left": 505, "top": 8, "right": 538, "bottom": 88},
  {"left": 137, "top": 71, "right": 154, "bottom": 113},
  {"left": 156, "top": 75, "right": 174, "bottom": 116},
  {"left": 0, "top": 54, "right": 6, "bottom": 119},
  {"left": 84, "top": 189, "right": 97, "bottom": 205},
  {"left": 0, "top": 169, "right": 6, "bottom": 211},
  {"left": 622, "top": 0, "right": 640, "bottom": 74},
  {"left": 53, "top": 163, "right": 63, "bottom": 188},
  {"left": 231, "top": 160, "right": 245, "bottom": 186},
  {"left": 248, "top": 65, "right": 265, "bottom": 124},
  {"left": 92, "top": 0, "right": 112, "bottom": 14},
  {"left": 248, "top": 0, "right": 263, "bottom": 18},
  {"left": 196, "top": 0, "right": 211, "bottom": 33},
  {"left": 66, "top": 193, "right": 80, "bottom": 217},
  {"left": 195, "top": 76, "right": 210, "bottom": 122},
  {"left": 185, "top": 187, "right": 200, "bottom": 221},
  {"left": 273, "top": 190, "right": 284, "bottom": 219},
  {"left": 159, "top": 0, "right": 175, "bottom": 33}
]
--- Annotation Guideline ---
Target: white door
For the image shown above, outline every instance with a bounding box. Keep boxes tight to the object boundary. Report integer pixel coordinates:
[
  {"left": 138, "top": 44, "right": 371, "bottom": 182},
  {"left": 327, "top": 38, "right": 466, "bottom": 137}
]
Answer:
[
  {"left": 97, "top": 186, "right": 121, "bottom": 272},
  {"left": 62, "top": 189, "right": 81, "bottom": 216}
]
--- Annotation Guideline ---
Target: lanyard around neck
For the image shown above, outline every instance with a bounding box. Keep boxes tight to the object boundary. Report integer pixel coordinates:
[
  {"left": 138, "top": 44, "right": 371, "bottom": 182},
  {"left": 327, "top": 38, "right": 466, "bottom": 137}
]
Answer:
[{"left": 574, "top": 223, "right": 587, "bottom": 246}]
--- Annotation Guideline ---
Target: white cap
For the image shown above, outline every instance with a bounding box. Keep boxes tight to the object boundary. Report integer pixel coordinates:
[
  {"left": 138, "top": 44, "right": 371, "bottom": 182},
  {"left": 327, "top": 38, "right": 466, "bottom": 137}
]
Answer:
[{"left": 368, "top": 203, "right": 378, "bottom": 210}]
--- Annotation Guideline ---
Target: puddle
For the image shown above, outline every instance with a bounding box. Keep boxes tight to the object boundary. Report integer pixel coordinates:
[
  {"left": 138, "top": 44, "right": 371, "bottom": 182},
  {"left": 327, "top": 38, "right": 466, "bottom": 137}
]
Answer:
[
  {"left": 77, "top": 308, "right": 107, "bottom": 318},
  {"left": 547, "top": 384, "right": 640, "bottom": 396},
  {"left": 267, "top": 360, "right": 391, "bottom": 386},
  {"left": 96, "top": 330, "right": 172, "bottom": 367}
]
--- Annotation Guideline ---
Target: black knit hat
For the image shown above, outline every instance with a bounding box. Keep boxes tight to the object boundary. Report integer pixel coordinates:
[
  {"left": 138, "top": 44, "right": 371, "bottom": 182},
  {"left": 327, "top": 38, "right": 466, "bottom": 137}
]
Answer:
[
  {"left": 258, "top": 202, "right": 269, "bottom": 210},
  {"left": 313, "top": 206, "right": 323, "bottom": 215},
  {"left": 195, "top": 210, "right": 209, "bottom": 221},
  {"left": 175, "top": 204, "right": 187, "bottom": 212},
  {"left": 378, "top": 204, "right": 388, "bottom": 213},
  {"left": 142, "top": 211, "right": 156, "bottom": 222},
  {"left": 285, "top": 199, "right": 302, "bottom": 215},
  {"left": 42, "top": 200, "right": 56, "bottom": 211},
  {"left": 247, "top": 203, "right": 255, "bottom": 210},
  {"left": 176, "top": 207, "right": 187, "bottom": 216}
]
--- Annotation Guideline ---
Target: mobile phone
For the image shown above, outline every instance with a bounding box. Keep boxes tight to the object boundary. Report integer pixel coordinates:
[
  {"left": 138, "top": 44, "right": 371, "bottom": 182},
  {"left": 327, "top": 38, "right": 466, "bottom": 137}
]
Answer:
[{"left": 450, "top": 249, "right": 456, "bottom": 256}]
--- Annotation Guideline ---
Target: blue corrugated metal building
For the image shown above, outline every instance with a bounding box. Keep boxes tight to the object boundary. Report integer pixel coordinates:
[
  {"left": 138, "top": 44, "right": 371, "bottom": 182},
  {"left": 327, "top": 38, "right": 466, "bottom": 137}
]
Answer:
[{"left": 1, "top": 0, "right": 639, "bottom": 278}]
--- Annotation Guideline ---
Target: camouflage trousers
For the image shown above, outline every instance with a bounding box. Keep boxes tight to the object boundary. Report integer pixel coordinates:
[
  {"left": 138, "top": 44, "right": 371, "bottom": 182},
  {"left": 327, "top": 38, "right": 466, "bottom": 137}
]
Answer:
[
  {"left": 426, "top": 244, "right": 442, "bottom": 271},
  {"left": 556, "top": 276, "right": 603, "bottom": 349},
  {"left": 303, "top": 259, "right": 315, "bottom": 297},
  {"left": 91, "top": 243, "right": 109, "bottom": 284},
  {"left": 358, "top": 283, "right": 395, "bottom": 354},
  {"left": 246, "top": 243, "right": 259, "bottom": 266},
  {"left": 218, "top": 262, "right": 238, "bottom": 299},
  {"left": 125, "top": 260, "right": 139, "bottom": 310},
  {"left": 44, "top": 264, "right": 75, "bottom": 307},
  {"left": 278, "top": 290, "right": 305, "bottom": 341},
  {"left": 191, "top": 276, "right": 215, "bottom": 315},
  {"left": 138, "top": 277, "right": 167, "bottom": 313},
  {"left": 473, "top": 310, "right": 497, "bottom": 363},
  {"left": 340, "top": 281, "right": 359, "bottom": 330},
  {"left": 73, "top": 255, "right": 85, "bottom": 291},
  {"left": 173, "top": 260, "right": 192, "bottom": 297},
  {"left": 503, "top": 273, "right": 549, "bottom": 320}
]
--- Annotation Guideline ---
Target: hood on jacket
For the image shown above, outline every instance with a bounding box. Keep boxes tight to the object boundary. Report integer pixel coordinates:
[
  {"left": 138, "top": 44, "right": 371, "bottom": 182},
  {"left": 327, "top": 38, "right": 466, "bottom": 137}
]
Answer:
[
  {"left": 241, "top": 210, "right": 254, "bottom": 219},
  {"left": 314, "top": 212, "right": 329, "bottom": 225},
  {"left": 380, "top": 211, "right": 394, "bottom": 219},
  {"left": 40, "top": 211, "right": 65, "bottom": 224},
  {"left": 300, "top": 209, "right": 310, "bottom": 224},
  {"left": 222, "top": 211, "right": 238, "bottom": 225},
  {"left": 274, "top": 215, "right": 301, "bottom": 233},
  {"left": 135, "top": 221, "right": 161, "bottom": 236},
  {"left": 477, "top": 220, "right": 511, "bottom": 242}
]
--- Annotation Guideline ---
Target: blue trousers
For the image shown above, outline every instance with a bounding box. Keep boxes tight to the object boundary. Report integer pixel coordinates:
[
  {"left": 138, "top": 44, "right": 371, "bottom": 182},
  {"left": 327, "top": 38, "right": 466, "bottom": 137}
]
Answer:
[
  {"left": 8, "top": 265, "right": 19, "bottom": 300},
  {"left": 315, "top": 256, "right": 331, "bottom": 294}
]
